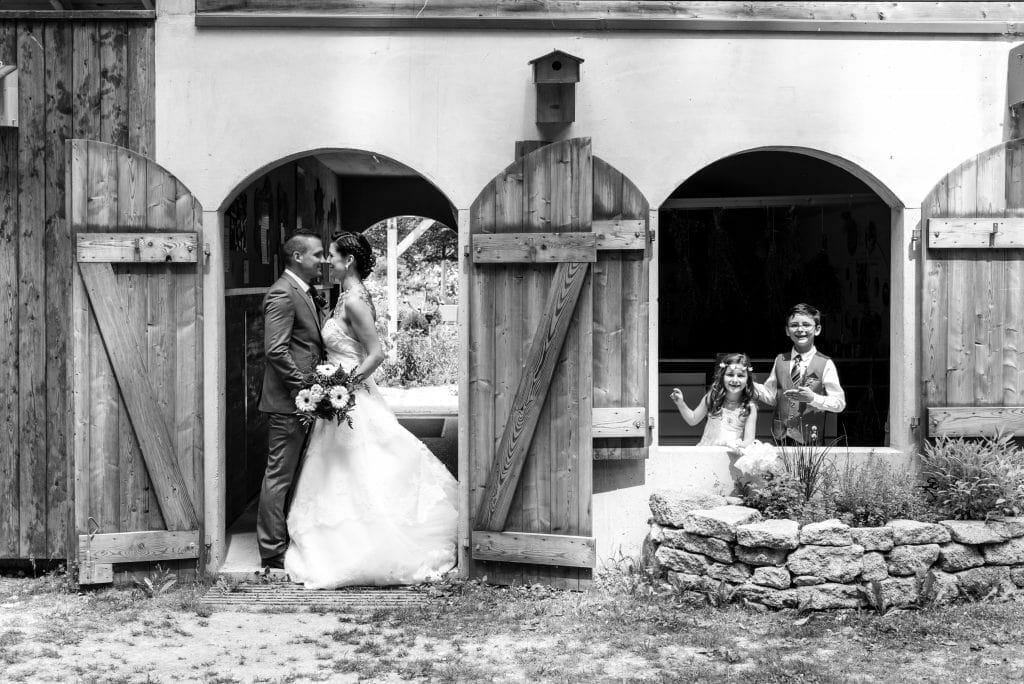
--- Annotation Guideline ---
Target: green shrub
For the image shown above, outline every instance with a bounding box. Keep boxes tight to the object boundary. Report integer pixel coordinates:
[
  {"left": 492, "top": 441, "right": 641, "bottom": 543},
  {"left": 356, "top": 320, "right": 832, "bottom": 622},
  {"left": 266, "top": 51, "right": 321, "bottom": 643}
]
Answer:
[
  {"left": 829, "top": 456, "right": 936, "bottom": 526},
  {"left": 377, "top": 324, "right": 458, "bottom": 387},
  {"left": 919, "top": 432, "right": 1024, "bottom": 520},
  {"left": 740, "top": 471, "right": 806, "bottom": 521}
]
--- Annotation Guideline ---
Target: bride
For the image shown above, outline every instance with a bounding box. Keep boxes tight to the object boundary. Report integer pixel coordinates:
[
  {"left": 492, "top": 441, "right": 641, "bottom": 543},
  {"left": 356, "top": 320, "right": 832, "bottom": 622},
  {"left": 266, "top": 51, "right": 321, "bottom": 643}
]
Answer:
[{"left": 284, "top": 231, "right": 459, "bottom": 589}]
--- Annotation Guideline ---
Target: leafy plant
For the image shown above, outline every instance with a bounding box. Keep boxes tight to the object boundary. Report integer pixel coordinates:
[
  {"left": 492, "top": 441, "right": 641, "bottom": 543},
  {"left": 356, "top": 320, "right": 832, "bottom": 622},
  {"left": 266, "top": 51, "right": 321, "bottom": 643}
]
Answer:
[
  {"left": 739, "top": 470, "right": 806, "bottom": 520},
  {"left": 919, "top": 432, "right": 1024, "bottom": 520},
  {"left": 702, "top": 580, "right": 738, "bottom": 608},
  {"left": 378, "top": 325, "right": 458, "bottom": 388},
  {"left": 133, "top": 564, "right": 177, "bottom": 598},
  {"left": 830, "top": 456, "right": 937, "bottom": 526}
]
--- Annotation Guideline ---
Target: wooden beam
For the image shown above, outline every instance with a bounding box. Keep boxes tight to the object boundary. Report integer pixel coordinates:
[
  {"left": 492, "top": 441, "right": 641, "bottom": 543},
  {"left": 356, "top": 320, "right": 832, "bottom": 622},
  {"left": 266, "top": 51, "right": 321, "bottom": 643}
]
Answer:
[
  {"left": 662, "top": 193, "right": 878, "bottom": 210},
  {"left": 0, "top": 11, "right": 155, "bottom": 20},
  {"left": 78, "top": 262, "right": 199, "bottom": 530},
  {"left": 471, "top": 232, "right": 597, "bottom": 263},
  {"left": 195, "top": 1, "right": 1024, "bottom": 34},
  {"left": 928, "top": 218, "right": 1024, "bottom": 249},
  {"left": 397, "top": 217, "right": 435, "bottom": 256},
  {"left": 592, "top": 406, "right": 647, "bottom": 438},
  {"left": 49, "top": 1, "right": 68, "bottom": 10},
  {"left": 471, "top": 531, "right": 595, "bottom": 568},
  {"left": 76, "top": 232, "right": 199, "bottom": 263},
  {"left": 475, "top": 261, "right": 589, "bottom": 531},
  {"left": 79, "top": 530, "right": 200, "bottom": 564},
  {"left": 927, "top": 406, "right": 1024, "bottom": 437},
  {"left": 594, "top": 219, "right": 646, "bottom": 250}
]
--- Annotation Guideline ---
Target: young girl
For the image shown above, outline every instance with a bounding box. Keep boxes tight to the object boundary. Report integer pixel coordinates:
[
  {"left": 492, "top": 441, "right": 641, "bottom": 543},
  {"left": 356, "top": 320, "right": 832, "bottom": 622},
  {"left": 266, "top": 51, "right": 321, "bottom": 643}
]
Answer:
[{"left": 670, "top": 353, "right": 758, "bottom": 449}]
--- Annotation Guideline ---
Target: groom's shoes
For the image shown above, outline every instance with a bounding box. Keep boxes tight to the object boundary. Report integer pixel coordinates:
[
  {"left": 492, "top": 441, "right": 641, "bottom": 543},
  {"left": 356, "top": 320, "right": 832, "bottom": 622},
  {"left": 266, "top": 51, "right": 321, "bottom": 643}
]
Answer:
[{"left": 261, "top": 554, "right": 285, "bottom": 570}]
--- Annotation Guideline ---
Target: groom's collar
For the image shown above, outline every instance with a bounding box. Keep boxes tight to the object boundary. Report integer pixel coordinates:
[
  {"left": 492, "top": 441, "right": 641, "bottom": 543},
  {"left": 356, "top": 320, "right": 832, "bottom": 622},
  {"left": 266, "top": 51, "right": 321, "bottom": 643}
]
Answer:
[{"left": 284, "top": 269, "right": 310, "bottom": 292}]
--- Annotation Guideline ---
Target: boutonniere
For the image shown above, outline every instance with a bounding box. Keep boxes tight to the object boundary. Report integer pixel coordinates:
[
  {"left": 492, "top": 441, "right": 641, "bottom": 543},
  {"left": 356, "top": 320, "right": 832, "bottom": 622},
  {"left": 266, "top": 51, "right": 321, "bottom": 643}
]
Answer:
[{"left": 310, "top": 289, "right": 328, "bottom": 311}]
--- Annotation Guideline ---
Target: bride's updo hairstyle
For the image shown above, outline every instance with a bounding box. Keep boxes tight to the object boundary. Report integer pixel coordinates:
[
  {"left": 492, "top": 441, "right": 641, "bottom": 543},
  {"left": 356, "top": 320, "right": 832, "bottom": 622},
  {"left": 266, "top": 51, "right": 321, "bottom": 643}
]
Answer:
[{"left": 332, "top": 231, "right": 377, "bottom": 278}]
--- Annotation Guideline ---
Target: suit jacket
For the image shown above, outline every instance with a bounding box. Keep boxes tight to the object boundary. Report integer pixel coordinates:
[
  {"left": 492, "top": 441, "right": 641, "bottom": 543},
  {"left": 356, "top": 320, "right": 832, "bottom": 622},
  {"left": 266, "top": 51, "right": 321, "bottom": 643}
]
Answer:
[{"left": 258, "top": 274, "right": 325, "bottom": 414}]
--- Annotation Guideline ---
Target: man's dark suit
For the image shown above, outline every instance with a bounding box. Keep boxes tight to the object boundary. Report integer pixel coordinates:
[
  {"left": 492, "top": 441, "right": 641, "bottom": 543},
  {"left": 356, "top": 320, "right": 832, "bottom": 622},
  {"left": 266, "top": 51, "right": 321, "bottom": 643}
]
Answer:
[{"left": 257, "top": 271, "right": 324, "bottom": 562}]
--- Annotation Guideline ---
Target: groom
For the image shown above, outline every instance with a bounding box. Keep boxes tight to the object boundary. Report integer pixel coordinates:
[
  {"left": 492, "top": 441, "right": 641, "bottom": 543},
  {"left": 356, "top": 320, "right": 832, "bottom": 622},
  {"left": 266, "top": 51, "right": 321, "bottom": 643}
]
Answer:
[{"left": 257, "top": 231, "right": 327, "bottom": 570}]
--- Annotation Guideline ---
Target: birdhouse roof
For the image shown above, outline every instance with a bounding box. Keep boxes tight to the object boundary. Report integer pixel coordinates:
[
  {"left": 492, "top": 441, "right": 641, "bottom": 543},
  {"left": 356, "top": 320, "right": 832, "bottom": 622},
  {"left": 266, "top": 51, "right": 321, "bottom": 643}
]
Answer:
[{"left": 528, "top": 50, "right": 585, "bottom": 66}]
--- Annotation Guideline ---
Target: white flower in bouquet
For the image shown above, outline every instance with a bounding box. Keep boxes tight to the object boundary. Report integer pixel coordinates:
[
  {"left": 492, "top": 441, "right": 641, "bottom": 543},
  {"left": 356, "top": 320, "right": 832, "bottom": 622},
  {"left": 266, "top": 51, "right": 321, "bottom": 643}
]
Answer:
[
  {"left": 295, "top": 389, "right": 316, "bottom": 412},
  {"left": 315, "top": 363, "right": 338, "bottom": 377},
  {"left": 328, "top": 385, "right": 350, "bottom": 410},
  {"left": 309, "top": 384, "right": 325, "bottom": 402},
  {"left": 733, "top": 440, "right": 782, "bottom": 477}
]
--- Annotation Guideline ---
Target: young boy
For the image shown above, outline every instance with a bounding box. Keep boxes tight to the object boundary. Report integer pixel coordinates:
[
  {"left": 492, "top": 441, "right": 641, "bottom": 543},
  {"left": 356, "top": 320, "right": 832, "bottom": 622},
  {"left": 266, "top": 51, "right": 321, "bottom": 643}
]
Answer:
[{"left": 754, "top": 303, "right": 846, "bottom": 445}]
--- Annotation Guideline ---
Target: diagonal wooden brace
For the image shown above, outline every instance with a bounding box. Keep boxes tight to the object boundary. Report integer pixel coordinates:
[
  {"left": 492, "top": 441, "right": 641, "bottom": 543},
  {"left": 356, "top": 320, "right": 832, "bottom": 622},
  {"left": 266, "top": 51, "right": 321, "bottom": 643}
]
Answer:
[{"left": 474, "top": 260, "right": 589, "bottom": 531}]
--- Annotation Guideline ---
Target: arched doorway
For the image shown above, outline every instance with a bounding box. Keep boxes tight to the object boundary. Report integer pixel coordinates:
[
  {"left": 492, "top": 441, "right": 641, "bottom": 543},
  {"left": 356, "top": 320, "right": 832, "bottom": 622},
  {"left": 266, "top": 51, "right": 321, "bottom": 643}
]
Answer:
[
  {"left": 217, "top": 150, "right": 456, "bottom": 573},
  {"left": 658, "top": 150, "right": 894, "bottom": 447}
]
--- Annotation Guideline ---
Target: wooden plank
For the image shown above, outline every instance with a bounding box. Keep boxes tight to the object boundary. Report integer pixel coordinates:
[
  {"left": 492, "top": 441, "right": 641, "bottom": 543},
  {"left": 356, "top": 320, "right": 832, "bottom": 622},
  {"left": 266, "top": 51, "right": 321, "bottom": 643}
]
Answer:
[
  {"left": 0, "top": 24, "right": 18, "bottom": 558},
  {"left": 69, "top": 141, "right": 91, "bottom": 542},
  {"left": 44, "top": 22, "right": 73, "bottom": 558},
  {"left": 471, "top": 531, "right": 595, "bottom": 568},
  {"left": 619, "top": 171, "right": 650, "bottom": 464},
  {"left": 928, "top": 218, "right": 1024, "bottom": 248},
  {"left": 80, "top": 530, "right": 200, "bottom": 564},
  {"left": 594, "top": 219, "right": 646, "bottom": 250},
  {"left": 471, "top": 232, "right": 596, "bottom": 263},
  {"left": 921, "top": 177, "right": 949, "bottom": 408},
  {"left": 944, "top": 156, "right": 975, "bottom": 406},
  {"left": 72, "top": 23, "right": 100, "bottom": 140},
  {"left": 592, "top": 407, "right": 647, "bottom": 437},
  {"left": 126, "top": 22, "right": 154, "bottom": 157},
  {"left": 592, "top": 159, "right": 624, "bottom": 460},
  {"left": 18, "top": 22, "right": 48, "bottom": 558},
  {"left": 0, "top": 11, "right": 156, "bottom": 19},
  {"left": 974, "top": 146, "right": 1005, "bottom": 406},
  {"left": 99, "top": 21, "right": 128, "bottom": 148},
  {"left": 194, "top": 0, "right": 1024, "bottom": 34},
  {"left": 76, "top": 232, "right": 199, "bottom": 262},
  {"left": 927, "top": 406, "right": 1024, "bottom": 437},
  {"left": 492, "top": 160, "right": 526, "bottom": 587},
  {"left": 475, "top": 260, "right": 589, "bottom": 531},
  {"left": 662, "top": 193, "right": 878, "bottom": 210},
  {"left": 78, "top": 262, "right": 199, "bottom": 530},
  {"left": 1005, "top": 141, "right": 1024, "bottom": 405},
  {"left": 86, "top": 139, "right": 121, "bottom": 537},
  {"left": 174, "top": 181, "right": 201, "bottom": 516}
]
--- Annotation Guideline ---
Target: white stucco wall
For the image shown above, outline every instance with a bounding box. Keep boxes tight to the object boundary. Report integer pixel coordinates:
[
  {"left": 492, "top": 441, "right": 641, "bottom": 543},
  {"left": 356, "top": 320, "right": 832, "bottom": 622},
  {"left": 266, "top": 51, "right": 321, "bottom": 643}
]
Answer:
[{"left": 155, "top": 2, "right": 1018, "bottom": 569}]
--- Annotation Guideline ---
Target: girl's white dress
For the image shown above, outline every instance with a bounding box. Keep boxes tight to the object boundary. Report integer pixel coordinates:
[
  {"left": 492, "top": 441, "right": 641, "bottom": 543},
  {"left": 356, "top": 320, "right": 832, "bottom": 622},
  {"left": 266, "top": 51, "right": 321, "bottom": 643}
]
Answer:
[
  {"left": 697, "top": 404, "right": 748, "bottom": 447},
  {"left": 284, "top": 313, "right": 458, "bottom": 589}
]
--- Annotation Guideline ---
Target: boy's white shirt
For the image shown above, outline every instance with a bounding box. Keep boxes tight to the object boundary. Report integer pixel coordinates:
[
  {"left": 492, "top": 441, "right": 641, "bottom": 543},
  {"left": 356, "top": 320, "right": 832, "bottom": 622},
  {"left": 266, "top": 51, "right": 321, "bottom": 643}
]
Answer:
[{"left": 754, "top": 346, "right": 846, "bottom": 413}]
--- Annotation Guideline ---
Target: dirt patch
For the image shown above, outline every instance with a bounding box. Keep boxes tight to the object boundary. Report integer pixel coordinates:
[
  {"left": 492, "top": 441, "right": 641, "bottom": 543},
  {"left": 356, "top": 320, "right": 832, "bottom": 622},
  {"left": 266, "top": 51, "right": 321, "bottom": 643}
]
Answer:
[{"left": 3, "top": 573, "right": 1024, "bottom": 682}]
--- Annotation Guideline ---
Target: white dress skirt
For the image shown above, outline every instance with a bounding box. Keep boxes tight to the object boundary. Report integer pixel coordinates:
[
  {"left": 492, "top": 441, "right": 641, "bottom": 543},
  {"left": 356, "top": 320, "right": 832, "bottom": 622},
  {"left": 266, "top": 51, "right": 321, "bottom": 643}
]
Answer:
[{"left": 284, "top": 316, "right": 458, "bottom": 589}]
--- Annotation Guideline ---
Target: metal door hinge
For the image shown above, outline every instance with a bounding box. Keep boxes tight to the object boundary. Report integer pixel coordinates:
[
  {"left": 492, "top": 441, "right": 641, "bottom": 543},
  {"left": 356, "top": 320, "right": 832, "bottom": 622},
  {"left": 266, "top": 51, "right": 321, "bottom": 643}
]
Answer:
[
  {"left": 648, "top": 230, "right": 656, "bottom": 242},
  {"left": 910, "top": 417, "right": 920, "bottom": 433},
  {"left": 910, "top": 229, "right": 922, "bottom": 249}
]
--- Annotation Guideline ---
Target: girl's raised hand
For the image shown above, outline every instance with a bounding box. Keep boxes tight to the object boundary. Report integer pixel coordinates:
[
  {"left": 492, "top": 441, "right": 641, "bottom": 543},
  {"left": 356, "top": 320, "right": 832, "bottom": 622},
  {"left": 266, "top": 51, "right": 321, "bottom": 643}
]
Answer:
[{"left": 669, "top": 388, "right": 684, "bottom": 404}]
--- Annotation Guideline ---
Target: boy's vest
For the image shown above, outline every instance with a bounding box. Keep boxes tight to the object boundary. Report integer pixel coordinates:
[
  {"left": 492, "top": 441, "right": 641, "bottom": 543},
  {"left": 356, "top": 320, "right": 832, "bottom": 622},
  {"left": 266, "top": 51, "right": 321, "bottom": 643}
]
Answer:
[{"left": 773, "top": 351, "right": 830, "bottom": 444}]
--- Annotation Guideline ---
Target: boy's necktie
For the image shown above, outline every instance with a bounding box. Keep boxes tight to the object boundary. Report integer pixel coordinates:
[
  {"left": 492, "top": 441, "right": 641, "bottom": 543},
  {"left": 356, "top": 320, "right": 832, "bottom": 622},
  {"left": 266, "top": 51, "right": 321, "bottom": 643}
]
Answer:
[{"left": 791, "top": 354, "right": 803, "bottom": 386}]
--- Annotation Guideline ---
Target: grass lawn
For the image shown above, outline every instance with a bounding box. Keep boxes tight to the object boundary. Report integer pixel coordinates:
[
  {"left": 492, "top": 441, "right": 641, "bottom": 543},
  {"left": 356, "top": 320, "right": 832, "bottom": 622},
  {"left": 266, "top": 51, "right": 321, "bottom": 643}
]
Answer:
[{"left": 1, "top": 568, "right": 1023, "bottom": 682}]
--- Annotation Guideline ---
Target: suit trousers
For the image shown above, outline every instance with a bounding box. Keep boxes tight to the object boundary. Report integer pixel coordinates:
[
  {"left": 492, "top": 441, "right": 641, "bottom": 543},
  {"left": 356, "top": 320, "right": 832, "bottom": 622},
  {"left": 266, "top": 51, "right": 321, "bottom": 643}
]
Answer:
[{"left": 257, "top": 412, "right": 310, "bottom": 561}]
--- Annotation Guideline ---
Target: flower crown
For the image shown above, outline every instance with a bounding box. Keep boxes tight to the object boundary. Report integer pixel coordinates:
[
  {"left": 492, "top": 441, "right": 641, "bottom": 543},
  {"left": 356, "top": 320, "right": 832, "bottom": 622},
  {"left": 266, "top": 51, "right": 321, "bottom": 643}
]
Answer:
[{"left": 719, "top": 361, "right": 754, "bottom": 372}]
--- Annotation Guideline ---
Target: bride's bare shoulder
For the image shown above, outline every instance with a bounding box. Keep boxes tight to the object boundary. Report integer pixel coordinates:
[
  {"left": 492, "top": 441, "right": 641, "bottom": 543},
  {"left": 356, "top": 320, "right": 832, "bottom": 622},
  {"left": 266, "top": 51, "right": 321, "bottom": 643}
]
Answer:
[{"left": 342, "top": 287, "right": 377, "bottom": 321}]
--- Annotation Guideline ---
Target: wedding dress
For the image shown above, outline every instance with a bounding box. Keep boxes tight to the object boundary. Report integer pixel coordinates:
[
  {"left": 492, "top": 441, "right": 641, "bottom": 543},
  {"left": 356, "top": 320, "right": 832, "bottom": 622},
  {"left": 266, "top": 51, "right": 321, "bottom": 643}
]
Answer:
[{"left": 284, "top": 307, "right": 458, "bottom": 589}]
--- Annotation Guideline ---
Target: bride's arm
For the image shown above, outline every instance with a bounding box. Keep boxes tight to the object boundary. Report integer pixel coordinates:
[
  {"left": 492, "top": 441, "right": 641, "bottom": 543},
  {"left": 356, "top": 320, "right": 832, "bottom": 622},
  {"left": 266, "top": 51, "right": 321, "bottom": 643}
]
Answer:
[{"left": 345, "top": 296, "right": 385, "bottom": 380}]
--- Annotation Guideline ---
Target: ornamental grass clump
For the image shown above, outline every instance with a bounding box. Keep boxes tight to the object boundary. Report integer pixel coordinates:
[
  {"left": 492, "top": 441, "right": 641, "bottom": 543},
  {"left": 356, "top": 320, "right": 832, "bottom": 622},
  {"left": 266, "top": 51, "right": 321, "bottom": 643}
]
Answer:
[{"left": 919, "top": 432, "right": 1024, "bottom": 520}]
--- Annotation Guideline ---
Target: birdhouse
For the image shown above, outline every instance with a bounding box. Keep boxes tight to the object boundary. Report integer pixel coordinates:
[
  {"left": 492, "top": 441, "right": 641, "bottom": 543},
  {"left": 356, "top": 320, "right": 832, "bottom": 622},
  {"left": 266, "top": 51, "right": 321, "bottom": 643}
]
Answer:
[{"left": 529, "top": 50, "right": 584, "bottom": 125}]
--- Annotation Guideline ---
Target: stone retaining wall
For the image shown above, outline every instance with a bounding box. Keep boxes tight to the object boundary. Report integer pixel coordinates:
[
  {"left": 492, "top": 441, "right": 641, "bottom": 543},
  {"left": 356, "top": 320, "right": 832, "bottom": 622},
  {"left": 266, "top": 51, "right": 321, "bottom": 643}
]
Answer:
[{"left": 643, "top": 489, "right": 1024, "bottom": 610}]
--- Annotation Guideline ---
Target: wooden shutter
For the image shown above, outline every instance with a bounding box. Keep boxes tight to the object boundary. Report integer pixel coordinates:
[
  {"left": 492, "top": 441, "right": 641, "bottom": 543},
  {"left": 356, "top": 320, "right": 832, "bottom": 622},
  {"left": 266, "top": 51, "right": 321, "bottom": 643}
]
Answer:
[
  {"left": 921, "top": 138, "right": 1024, "bottom": 437},
  {"left": 468, "top": 138, "right": 650, "bottom": 588},
  {"left": 69, "top": 140, "right": 204, "bottom": 583}
]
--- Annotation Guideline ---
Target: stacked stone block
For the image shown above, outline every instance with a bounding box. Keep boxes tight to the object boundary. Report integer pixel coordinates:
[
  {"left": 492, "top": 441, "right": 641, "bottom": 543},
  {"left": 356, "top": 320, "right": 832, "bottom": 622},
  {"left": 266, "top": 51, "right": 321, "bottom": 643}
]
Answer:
[{"left": 644, "top": 489, "right": 1024, "bottom": 610}]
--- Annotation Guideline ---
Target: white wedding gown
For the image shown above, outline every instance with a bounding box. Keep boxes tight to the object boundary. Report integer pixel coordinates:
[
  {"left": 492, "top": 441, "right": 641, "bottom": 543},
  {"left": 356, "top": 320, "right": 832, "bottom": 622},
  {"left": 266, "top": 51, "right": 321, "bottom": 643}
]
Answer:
[{"left": 284, "top": 313, "right": 458, "bottom": 589}]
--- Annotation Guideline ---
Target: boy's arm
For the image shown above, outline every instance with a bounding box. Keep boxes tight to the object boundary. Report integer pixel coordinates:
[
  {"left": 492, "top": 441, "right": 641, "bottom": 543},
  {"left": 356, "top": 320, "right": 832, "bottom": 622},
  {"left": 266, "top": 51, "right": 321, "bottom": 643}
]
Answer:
[
  {"left": 809, "top": 359, "right": 846, "bottom": 413},
  {"left": 753, "top": 361, "right": 779, "bottom": 406}
]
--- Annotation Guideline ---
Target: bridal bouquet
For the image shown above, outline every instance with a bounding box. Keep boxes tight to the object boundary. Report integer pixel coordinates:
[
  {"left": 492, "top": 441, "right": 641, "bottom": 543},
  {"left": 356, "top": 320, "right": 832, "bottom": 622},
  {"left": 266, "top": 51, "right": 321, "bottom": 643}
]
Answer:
[{"left": 294, "top": 363, "right": 365, "bottom": 428}]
